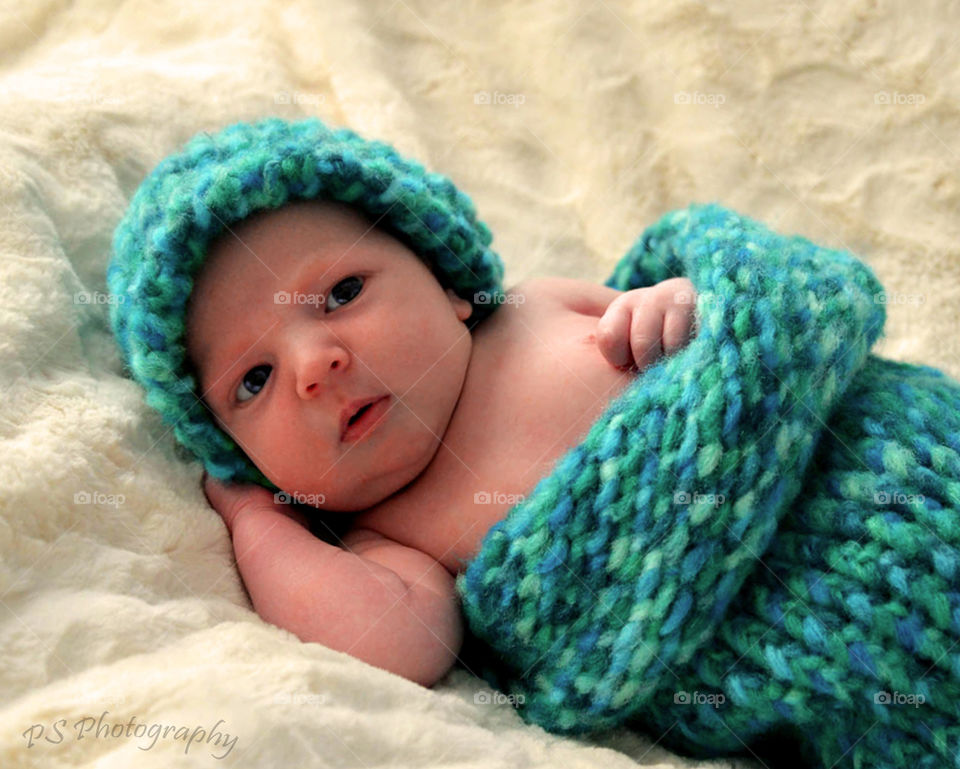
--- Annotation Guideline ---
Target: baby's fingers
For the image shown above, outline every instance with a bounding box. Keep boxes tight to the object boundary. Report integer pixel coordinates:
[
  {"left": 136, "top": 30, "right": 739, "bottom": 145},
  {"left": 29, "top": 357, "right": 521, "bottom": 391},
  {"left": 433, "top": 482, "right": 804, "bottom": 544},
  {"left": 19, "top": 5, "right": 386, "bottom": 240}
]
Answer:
[
  {"left": 596, "top": 301, "right": 634, "bottom": 370},
  {"left": 204, "top": 475, "right": 269, "bottom": 533},
  {"left": 202, "top": 473, "right": 308, "bottom": 535},
  {"left": 628, "top": 307, "right": 665, "bottom": 371},
  {"left": 662, "top": 306, "right": 697, "bottom": 356}
]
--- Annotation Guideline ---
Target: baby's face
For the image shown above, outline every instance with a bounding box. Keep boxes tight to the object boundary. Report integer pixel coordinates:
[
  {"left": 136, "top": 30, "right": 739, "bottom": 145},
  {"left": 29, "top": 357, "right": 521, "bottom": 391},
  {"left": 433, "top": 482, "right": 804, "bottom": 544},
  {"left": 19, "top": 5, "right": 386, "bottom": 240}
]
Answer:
[{"left": 185, "top": 199, "right": 474, "bottom": 511}]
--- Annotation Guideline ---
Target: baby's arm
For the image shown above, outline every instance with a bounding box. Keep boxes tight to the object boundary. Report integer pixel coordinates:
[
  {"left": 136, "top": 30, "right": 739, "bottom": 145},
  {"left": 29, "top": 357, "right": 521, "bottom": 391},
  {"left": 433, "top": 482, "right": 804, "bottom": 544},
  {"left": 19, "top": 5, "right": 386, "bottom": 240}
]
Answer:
[{"left": 202, "top": 475, "right": 462, "bottom": 688}]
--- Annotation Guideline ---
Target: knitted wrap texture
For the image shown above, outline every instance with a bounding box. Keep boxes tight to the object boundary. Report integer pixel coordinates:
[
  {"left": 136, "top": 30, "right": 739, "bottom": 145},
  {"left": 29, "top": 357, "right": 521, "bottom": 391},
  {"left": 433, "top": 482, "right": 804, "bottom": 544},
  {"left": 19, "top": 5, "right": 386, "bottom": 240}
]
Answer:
[
  {"left": 455, "top": 203, "right": 960, "bottom": 769},
  {"left": 106, "top": 117, "right": 505, "bottom": 488}
]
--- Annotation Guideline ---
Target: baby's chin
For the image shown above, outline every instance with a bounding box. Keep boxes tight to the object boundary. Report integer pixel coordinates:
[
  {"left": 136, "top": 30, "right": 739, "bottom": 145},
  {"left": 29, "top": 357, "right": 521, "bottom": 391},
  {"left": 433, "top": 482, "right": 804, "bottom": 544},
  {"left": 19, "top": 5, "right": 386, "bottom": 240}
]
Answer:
[{"left": 271, "top": 439, "right": 440, "bottom": 513}]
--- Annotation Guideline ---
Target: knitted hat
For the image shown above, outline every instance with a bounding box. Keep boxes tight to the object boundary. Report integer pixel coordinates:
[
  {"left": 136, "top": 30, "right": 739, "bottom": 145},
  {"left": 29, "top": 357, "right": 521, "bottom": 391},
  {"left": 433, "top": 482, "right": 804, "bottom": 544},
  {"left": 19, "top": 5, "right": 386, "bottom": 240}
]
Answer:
[{"left": 106, "top": 116, "right": 505, "bottom": 490}]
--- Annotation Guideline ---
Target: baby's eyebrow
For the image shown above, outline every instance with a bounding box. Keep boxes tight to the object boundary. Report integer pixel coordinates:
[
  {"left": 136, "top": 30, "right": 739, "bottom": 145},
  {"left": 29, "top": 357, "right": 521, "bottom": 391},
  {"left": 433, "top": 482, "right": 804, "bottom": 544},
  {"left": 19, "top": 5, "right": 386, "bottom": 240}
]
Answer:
[
  {"left": 208, "top": 314, "right": 285, "bottom": 406},
  {"left": 289, "top": 244, "right": 358, "bottom": 290},
  {"left": 203, "top": 346, "right": 257, "bottom": 411}
]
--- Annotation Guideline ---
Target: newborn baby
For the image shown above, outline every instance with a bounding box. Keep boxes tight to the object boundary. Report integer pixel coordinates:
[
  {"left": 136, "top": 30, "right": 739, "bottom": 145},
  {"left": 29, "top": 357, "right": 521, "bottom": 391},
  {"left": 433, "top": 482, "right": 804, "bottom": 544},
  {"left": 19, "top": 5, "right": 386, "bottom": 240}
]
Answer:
[
  {"left": 186, "top": 197, "right": 697, "bottom": 687},
  {"left": 109, "top": 118, "right": 960, "bottom": 766}
]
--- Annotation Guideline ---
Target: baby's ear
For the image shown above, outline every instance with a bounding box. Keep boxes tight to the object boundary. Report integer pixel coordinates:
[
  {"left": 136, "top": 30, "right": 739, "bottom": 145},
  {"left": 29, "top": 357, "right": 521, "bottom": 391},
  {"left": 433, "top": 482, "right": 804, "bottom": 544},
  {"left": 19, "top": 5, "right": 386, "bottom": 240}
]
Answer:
[{"left": 446, "top": 288, "right": 473, "bottom": 322}]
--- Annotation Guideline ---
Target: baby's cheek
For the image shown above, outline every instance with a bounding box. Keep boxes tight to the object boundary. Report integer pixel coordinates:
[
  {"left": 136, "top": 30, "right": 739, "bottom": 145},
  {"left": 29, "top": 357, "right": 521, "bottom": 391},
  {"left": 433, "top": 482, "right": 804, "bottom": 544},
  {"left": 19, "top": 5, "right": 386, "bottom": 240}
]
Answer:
[{"left": 240, "top": 426, "right": 295, "bottom": 480}]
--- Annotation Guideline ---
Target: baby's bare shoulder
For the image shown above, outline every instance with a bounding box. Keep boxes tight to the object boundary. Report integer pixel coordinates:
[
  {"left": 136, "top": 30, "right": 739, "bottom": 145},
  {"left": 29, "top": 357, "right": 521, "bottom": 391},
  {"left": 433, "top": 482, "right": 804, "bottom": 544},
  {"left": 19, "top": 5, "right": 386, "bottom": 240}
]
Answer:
[{"left": 510, "top": 276, "right": 622, "bottom": 318}]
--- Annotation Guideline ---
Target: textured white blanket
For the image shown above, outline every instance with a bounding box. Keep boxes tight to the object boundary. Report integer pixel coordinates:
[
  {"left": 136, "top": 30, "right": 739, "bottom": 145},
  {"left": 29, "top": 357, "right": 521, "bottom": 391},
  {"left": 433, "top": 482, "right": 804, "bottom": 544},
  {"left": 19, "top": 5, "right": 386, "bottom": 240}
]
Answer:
[{"left": 2, "top": 1, "right": 958, "bottom": 767}]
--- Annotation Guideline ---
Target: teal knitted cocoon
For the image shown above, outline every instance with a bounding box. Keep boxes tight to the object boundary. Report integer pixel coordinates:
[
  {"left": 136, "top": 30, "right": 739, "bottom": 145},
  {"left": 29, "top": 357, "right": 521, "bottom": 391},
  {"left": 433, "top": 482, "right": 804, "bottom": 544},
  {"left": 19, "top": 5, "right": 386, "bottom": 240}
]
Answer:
[{"left": 455, "top": 203, "right": 960, "bottom": 769}]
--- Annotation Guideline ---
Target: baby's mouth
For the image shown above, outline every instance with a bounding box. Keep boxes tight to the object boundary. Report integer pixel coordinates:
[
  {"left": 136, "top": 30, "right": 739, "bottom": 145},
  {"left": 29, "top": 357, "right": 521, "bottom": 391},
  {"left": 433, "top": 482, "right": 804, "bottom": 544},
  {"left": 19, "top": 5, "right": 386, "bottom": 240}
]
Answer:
[
  {"left": 348, "top": 403, "right": 372, "bottom": 425},
  {"left": 340, "top": 395, "right": 390, "bottom": 442}
]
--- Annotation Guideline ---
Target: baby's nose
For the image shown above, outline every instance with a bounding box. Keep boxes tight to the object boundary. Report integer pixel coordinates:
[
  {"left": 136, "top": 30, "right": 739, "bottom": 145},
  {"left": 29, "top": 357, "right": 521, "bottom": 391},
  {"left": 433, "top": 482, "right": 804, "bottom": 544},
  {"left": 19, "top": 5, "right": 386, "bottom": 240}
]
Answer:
[{"left": 293, "top": 343, "right": 348, "bottom": 398}]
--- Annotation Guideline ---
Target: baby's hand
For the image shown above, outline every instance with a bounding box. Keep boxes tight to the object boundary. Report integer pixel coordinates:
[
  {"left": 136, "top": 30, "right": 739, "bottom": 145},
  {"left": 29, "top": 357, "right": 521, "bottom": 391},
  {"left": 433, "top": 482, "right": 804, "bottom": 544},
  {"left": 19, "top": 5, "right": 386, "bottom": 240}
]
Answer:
[
  {"left": 596, "top": 277, "right": 698, "bottom": 371},
  {"left": 202, "top": 472, "right": 310, "bottom": 535}
]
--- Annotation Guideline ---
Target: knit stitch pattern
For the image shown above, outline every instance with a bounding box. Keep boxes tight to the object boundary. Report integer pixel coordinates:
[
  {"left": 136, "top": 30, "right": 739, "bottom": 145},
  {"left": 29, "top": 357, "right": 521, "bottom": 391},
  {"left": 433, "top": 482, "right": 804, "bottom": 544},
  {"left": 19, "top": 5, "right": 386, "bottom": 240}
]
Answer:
[
  {"left": 455, "top": 203, "right": 960, "bottom": 768},
  {"left": 106, "top": 117, "right": 504, "bottom": 488}
]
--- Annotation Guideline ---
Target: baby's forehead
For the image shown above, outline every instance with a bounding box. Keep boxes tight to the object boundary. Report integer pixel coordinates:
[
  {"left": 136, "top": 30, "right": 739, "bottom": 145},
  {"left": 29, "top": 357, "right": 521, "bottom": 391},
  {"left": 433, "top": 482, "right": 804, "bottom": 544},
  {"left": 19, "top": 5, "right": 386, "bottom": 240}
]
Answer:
[
  {"left": 185, "top": 214, "right": 415, "bottom": 335},
  {"left": 203, "top": 205, "right": 402, "bottom": 271}
]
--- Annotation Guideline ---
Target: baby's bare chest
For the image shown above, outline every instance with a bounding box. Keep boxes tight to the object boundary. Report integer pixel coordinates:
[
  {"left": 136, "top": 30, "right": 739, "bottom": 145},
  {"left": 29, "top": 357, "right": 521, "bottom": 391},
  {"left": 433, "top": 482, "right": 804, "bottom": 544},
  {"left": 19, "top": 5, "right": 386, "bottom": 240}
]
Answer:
[{"left": 352, "top": 286, "right": 635, "bottom": 575}]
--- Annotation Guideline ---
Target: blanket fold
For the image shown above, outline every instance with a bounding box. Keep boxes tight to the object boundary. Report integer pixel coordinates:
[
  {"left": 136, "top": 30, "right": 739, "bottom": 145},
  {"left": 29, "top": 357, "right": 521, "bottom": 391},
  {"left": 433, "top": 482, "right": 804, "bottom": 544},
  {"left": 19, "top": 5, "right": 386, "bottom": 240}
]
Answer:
[{"left": 454, "top": 204, "right": 960, "bottom": 768}]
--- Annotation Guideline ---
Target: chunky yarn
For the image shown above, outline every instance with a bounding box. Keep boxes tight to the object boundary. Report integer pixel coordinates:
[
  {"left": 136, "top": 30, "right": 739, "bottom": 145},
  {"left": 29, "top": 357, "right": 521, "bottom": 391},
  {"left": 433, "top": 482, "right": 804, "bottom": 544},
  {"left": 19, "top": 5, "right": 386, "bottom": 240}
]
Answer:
[
  {"left": 456, "top": 203, "right": 960, "bottom": 769},
  {"left": 106, "top": 117, "right": 505, "bottom": 488}
]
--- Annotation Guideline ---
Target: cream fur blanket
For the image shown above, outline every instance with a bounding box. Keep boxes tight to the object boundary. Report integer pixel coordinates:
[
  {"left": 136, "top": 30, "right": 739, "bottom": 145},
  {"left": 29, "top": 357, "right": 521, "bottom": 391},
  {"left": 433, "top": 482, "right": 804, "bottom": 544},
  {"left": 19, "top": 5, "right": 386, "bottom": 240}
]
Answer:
[{"left": 1, "top": 1, "right": 957, "bottom": 768}]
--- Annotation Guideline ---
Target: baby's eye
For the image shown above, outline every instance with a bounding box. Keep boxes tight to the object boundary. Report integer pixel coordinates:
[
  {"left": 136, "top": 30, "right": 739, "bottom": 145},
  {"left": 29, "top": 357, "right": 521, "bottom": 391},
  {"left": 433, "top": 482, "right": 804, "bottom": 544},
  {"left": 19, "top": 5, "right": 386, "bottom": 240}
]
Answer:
[
  {"left": 236, "top": 364, "right": 271, "bottom": 403},
  {"left": 326, "top": 276, "right": 364, "bottom": 311},
  {"left": 230, "top": 277, "right": 362, "bottom": 406}
]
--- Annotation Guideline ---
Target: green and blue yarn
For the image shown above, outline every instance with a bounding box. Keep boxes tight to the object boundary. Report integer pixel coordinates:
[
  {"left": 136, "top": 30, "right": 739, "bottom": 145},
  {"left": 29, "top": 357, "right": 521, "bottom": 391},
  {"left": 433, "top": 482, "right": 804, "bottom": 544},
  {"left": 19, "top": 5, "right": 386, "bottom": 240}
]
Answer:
[
  {"left": 106, "top": 117, "right": 505, "bottom": 489},
  {"left": 456, "top": 204, "right": 960, "bottom": 769}
]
